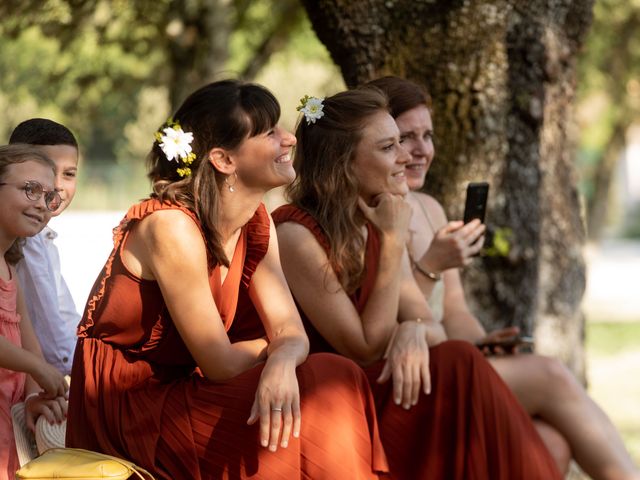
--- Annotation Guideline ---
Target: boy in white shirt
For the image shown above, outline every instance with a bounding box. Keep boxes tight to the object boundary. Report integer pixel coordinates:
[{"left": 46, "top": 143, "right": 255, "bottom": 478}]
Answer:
[{"left": 10, "top": 118, "right": 80, "bottom": 376}]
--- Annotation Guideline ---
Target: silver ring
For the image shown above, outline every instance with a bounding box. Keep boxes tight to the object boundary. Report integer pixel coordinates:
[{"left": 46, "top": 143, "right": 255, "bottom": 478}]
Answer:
[{"left": 271, "top": 407, "right": 282, "bottom": 412}]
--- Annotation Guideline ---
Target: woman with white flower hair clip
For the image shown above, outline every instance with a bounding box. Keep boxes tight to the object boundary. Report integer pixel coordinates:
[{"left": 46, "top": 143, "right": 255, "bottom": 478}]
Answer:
[
  {"left": 272, "top": 87, "right": 563, "bottom": 479},
  {"left": 66, "top": 79, "right": 388, "bottom": 479}
]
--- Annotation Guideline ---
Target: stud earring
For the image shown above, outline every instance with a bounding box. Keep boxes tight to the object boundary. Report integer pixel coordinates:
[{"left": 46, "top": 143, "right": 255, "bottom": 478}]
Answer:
[{"left": 225, "top": 172, "right": 238, "bottom": 192}]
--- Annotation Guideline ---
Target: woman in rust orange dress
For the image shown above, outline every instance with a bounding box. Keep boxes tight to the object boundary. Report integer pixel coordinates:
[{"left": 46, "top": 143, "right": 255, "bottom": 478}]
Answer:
[
  {"left": 273, "top": 87, "right": 563, "bottom": 479},
  {"left": 66, "top": 80, "right": 387, "bottom": 480}
]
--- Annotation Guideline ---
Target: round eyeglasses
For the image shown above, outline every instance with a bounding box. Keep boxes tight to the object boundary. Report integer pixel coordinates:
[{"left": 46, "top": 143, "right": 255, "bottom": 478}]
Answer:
[{"left": 0, "top": 180, "right": 62, "bottom": 212}]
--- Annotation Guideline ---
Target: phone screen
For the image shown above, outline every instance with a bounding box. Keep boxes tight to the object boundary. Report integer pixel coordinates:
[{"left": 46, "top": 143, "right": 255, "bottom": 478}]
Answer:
[{"left": 463, "top": 182, "right": 489, "bottom": 224}]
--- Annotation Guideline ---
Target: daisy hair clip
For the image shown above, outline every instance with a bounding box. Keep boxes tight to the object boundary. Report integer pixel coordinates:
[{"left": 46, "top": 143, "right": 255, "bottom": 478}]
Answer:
[
  {"left": 296, "top": 95, "right": 325, "bottom": 125},
  {"left": 155, "top": 119, "right": 196, "bottom": 178}
]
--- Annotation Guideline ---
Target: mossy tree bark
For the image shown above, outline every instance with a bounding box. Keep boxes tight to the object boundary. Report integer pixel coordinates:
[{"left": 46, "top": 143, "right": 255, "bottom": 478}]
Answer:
[{"left": 302, "top": 0, "right": 593, "bottom": 379}]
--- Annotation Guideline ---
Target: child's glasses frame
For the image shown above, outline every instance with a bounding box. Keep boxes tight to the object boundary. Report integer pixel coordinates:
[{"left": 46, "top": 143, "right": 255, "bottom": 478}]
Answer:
[{"left": 0, "top": 180, "right": 62, "bottom": 211}]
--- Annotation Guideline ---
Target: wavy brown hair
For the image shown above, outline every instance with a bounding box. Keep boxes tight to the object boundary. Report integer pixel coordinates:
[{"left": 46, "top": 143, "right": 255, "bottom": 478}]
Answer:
[
  {"left": 146, "top": 79, "right": 280, "bottom": 267},
  {"left": 365, "top": 76, "right": 432, "bottom": 118},
  {"left": 287, "top": 87, "right": 388, "bottom": 294},
  {"left": 0, "top": 144, "right": 56, "bottom": 265}
]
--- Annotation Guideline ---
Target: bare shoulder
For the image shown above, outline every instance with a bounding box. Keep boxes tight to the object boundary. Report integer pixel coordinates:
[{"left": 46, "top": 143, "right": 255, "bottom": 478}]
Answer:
[
  {"left": 276, "top": 220, "right": 315, "bottom": 244},
  {"left": 137, "top": 208, "right": 205, "bottom": 257},
  {"left": 409, "top": 191, "right": 448, "bottom": 224},
  {"left": 276, "top": 221, "right": 328, "bottom": 263}
]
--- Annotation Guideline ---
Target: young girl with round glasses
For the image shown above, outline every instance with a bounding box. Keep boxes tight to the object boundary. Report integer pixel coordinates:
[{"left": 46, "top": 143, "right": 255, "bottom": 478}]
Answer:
[
  {"left": 0, "top": 179, "right": 62, "bottom": 212},
  {"left": 0, "top": 144, "right": 69, "bottom": 479}
]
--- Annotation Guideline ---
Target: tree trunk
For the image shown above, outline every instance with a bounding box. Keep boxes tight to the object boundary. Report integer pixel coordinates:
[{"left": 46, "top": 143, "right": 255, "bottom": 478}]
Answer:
[
  {"left": 303, "top": 0, "right": 593, "bottom": 379},
  {"left": 165, "top": 0, "right": 231, "bottom": 109}
]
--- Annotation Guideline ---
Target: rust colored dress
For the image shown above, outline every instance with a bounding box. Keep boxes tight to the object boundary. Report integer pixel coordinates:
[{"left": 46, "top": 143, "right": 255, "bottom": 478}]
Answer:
[
  {"left": 271, "top": 204, "right": 562, "bottom": 480},
  {"left": 67, "top": 199, "right": 388, "bottom": 480}
]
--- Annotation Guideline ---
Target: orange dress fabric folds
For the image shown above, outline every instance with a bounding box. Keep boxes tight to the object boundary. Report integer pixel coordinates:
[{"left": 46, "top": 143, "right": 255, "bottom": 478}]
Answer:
[
  {"left": 272, "top": 204, "right": 562, "bottom": 480},
  {"left": 67, "top": 199, "right": 388, "bottom": 480}
]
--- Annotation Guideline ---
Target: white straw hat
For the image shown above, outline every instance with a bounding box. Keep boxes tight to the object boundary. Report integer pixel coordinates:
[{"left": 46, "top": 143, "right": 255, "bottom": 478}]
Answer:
[
  {"left": 11, "top": 401, "right": 67, "bottom": 466},
  {"left": 35, "top": 413, "right": 66, "bottom": 453},
  {"left": 10, "top": 402, "right": 38, "bottom": 467}
]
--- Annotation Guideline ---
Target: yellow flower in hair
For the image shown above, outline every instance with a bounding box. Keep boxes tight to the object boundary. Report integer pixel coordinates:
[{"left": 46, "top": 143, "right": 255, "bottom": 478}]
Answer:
[{"left": 176, "top": 167, "right": 192, "bottom": 178}]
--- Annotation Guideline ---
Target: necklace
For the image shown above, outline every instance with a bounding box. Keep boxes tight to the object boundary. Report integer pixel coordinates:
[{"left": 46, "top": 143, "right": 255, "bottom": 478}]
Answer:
[{"left": 408, "top": 194, "right": 442, "bottom": 282}]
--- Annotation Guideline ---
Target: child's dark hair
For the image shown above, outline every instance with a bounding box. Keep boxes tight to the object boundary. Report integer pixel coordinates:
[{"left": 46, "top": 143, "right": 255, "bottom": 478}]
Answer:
[{"left": 9, "top": 118, "right": 78, "bottom": 148}]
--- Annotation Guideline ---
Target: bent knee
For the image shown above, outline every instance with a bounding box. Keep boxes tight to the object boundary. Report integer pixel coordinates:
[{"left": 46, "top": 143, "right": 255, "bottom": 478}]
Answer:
[
  {"left": 536, "top": 356, "right": 581, "bottom": 393},
  {"left": 534, "top": 419, "right": 572, "bottom": 475}
]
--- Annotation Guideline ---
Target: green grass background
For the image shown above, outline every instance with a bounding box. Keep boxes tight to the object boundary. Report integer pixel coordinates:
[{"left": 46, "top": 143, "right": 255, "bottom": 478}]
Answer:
[{"left": 586, "top": 320, "right": 640, "bottom": 465}]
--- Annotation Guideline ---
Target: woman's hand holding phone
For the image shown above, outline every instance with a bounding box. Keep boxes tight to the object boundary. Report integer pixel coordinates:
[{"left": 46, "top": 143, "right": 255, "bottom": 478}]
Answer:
[
  {"left": 475, "top": 327, "right": 535, "bottom": 356},
  {"left": 418, "top": 220, "right": 485, "bottom": 273}
]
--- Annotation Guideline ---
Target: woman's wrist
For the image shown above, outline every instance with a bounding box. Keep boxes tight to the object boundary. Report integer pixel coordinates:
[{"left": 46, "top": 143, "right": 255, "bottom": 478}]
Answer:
[
  {"left": 413, "top": 256, "right": 442, "bottom": 281},
  {"left": 24, "top": 391, "right": 41, "bottom": 404},
  {"left": 380, "top": 231, "right": 407, "bottom": 253}
]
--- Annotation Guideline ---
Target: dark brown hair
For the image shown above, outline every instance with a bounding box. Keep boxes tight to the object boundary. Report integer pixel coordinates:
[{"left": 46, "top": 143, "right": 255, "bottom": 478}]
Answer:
[
  {"left": 365, "top": 76, "right": 432, "bottom": 118},
  {"left": 9, "top": 118, "right": 78, "bottom": 148},
  {"left": 287, "top": 87, "right": 388, "bottom": 293},
  {"left": 0, "top": 144, "right": 56, "bottom": 265},
  {"left": 146, "top": 79, "right": 280, "bottom": 267}
]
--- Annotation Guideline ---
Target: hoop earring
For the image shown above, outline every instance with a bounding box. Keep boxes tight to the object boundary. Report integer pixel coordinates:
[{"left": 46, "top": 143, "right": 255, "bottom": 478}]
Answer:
[{"left": 225, "top": 172, "right": 238, "bottom": 193}]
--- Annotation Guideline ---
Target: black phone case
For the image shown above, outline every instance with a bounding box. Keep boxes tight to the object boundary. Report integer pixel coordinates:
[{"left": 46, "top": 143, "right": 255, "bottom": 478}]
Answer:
[{"left": 463, "top": 182, "right": 489, "bottom": 224}]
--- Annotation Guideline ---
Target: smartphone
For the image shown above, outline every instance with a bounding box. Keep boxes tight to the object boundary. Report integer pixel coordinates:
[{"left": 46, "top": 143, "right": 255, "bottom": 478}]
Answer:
[
  {"left": 463, "top": 182, "right": 489, "bottom": 224},
  {"left": 476, "top": 335, "right": 535, "bottom": 355}
]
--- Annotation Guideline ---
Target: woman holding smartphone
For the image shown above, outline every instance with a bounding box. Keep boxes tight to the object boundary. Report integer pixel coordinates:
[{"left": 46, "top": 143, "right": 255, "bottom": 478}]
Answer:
[
  {"left": 368, "top": 75, "right": 640, "bottom": 480},
  {"left": 273, "top": 87, "right": 562, "bottom": 479}
]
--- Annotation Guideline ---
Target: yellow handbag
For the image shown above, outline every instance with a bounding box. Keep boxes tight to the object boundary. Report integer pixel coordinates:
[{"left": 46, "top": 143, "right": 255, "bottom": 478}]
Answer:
[{"left": 15, "top": 448, "right": 155, "bottom": 480}]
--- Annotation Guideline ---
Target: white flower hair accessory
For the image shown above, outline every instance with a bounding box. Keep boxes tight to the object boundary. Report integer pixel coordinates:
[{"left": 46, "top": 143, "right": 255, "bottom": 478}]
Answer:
[
  {"left": 296, "top": 95, "right": 325, "bottom": 125},
  {"left": 155, "top": 119, "right": 196, "bottom": 177}
]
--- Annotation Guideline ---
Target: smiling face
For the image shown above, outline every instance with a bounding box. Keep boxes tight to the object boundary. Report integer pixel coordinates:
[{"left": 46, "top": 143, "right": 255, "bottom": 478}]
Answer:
[
  {"left": 351, "top": 110, "right": 410, "bottom": 202},
  {"left": 231, "top": 124, "right": 297, "bottom": 191},
  {"left": 0, "top": 159, "right": 54, "bottom": 244},
  {"left": 394, "top": 104, "right": 434, "bottom": 191},
  {"left": 38, "top": 144, "right": 78, "bottom": 216}
]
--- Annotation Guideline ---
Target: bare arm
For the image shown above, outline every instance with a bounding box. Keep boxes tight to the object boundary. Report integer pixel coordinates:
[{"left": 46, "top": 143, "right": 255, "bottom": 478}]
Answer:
[
  {"left": 276, "top": 195, "right": 410, "bottom": 365},
  {"left": 138, "top": 210, "right": 270, "bottom": 380},
  {"left": 245, "top": 215, "right": 310, "bottom": 450},
  {"left": 408, "top": 192, "right": 485, "bottom": 342},
  {"left": 440, "top": 269, "right": 486, "bottom": 342},
  {"left": 277, "top": 222, "right": 399, "bottom": 365}
]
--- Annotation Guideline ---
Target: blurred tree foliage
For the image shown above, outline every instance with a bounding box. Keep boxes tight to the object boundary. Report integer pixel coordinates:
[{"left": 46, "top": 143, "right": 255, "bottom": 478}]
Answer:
[
  {"left": 0, "top": 0, "right": 305, "bottom": 168},
  {"left": 576, "top": 0, "right": 640, "bottom": 239}
]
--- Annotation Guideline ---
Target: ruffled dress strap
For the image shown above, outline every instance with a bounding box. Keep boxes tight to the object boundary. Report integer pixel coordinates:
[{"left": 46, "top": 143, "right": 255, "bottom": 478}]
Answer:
[
  {"left": 242, "top": 203, "right": 270, "bottom": 288},
  {"left": 272, "top": 204, "right": 331, "bottom": 251},
  {"left": 78, "top": 199, "right": 203, "bottom": 338}
]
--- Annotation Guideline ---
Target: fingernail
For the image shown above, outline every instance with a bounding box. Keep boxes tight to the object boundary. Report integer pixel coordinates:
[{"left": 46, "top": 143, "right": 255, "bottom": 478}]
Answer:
[
  {"left": 395, "top": 397, "right": 401, "bottom": 405},
  {"left": 269, "top": 445, "right": 277, "bottom": 452},
  {"left": 281, "top": 441, "right": 288, "bottom": 448},
  {"left": 293, "top": 431, "right": 300, "bottom": 438},
  {"left": 261, "top": 440, "right": 268, "bottom": 447},
  {"left": 403, "top": 404, "right": 410, "bottom": 410}
]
